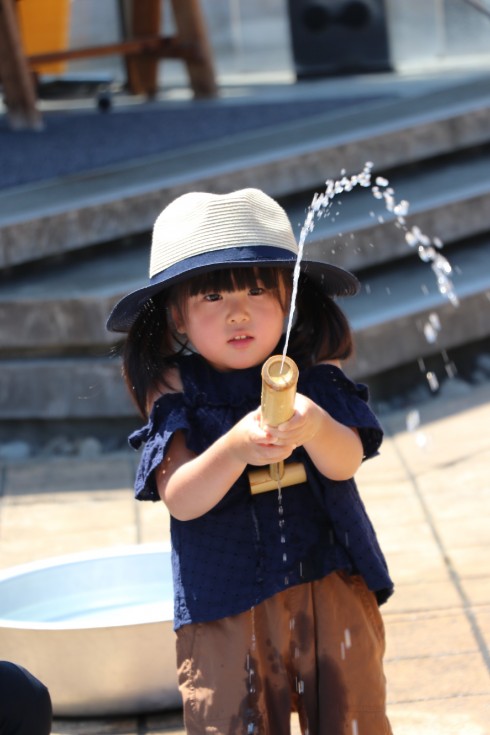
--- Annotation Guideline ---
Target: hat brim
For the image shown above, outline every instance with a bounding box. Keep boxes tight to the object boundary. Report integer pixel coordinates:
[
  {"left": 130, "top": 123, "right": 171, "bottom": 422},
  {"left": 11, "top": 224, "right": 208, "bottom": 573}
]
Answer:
[{"left": 106, "top": 245, "right": 359, "bottom": 333}]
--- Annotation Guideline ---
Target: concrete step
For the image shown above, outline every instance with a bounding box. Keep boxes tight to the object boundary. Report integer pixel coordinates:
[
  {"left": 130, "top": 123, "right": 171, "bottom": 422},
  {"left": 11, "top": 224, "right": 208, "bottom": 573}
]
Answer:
[
  {"left": 0, "top": 153, "right": 490, "bottom": 355},
  {"left": 1, "top": 76, "right": 489, "bottom": 270},
  {"left": 1, "top": 239, "right": 488, "bottom": 422},
  {"left": 1, "top": 76, "right": 490, "bottom": 435},
  {"left": 342, "top": 237, "right": 490, "bottom": 379},
  {"left": 0, "top": 246, "right": 145, "bottom": 353},
  {"left": 1, "top": 147, "right": 490, "bottom": 355},
  {"left": 0, "top": 147, "right": 490, "bottom": 373}
]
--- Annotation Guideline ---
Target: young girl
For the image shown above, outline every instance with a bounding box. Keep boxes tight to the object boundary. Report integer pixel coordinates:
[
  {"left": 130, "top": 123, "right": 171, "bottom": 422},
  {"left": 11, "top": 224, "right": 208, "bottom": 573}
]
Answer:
[{"left": 107, "top": 188, "right": 394, "bottom": 735}]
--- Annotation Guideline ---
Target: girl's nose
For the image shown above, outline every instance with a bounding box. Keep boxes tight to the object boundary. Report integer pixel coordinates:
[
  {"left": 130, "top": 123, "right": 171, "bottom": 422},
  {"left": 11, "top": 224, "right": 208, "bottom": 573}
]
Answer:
[{"left": 227, "top": 293, "right": 249, "bottom": 323}]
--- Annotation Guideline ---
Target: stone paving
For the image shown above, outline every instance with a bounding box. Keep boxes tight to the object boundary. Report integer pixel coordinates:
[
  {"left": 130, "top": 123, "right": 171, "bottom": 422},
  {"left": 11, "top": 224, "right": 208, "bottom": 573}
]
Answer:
[{"left": 1, "top": 382, "right": 490, "bottom": 734}]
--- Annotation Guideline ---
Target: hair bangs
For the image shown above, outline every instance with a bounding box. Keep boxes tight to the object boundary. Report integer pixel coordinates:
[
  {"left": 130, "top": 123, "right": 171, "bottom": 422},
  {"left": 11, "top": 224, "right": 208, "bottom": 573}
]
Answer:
[{"left": 189, "top": 267, "right": 285, "bottom": 296}]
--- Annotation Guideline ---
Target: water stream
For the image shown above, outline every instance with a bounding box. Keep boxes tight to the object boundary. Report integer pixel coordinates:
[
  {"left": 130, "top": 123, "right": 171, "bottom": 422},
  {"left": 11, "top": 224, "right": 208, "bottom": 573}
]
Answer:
[
  {"left": 273, "top": 161, "right": 461, "bottom": 733},
  {"left": 282, "top": 161, "right": 460, "bottom": 389}
]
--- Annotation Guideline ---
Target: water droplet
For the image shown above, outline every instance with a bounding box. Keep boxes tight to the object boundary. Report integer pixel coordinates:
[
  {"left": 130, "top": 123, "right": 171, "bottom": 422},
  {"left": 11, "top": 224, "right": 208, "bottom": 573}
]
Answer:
[
  {"left": 424, "top": 324, "right": 438, "bottom": 343},
  {"left": 345, "top": 628, "right": 352, "bottom": 648},
  {"left": 434, "top": 254, "right": 452, "bottom": 275},
  {"left": 384, "top": 193, "right": 395, "bottom": 211},
  {"left": 341, "top": 641, "right": 346, "bottom": 660},
  {"left": 426, "top": 371, "right": 439, "bottom": 391},
  {"left": 429, "top": 313, "right": 441, "bottom": 330},
  {"left": 405, "top": 230, "right": 418, "bottom": 247},
  {"left": 394, "top": 200, "right": 409, "bottom": 217},
  {"left": 419, "top": 245, "right": 437, "bottom": 263},
  {"left": 297, "top": 679, "right": 305, "bottom": 694},
  {"left": 406, "top": 409, "right": 420, "bottom": 432},
  {"left": 352, "top": 719, "right": 359, "bottom": 735},
  {"left": 375, "top": 176, "right": 389, "bottom": 187},
  {"left": 312, "top": 193, "right": 326, "bottom": 212},
  {"left": 445, "top": 361, "right": 458, "bottom": 378},
  {"left": 423, "top": 314, "right": 440, "bottom": 343}
]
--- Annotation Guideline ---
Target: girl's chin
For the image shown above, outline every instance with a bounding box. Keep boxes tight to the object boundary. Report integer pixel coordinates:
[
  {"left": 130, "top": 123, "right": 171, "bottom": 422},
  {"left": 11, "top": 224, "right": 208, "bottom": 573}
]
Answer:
[{"left": 208, "top": 352, "right": 268, "bottom": 373}]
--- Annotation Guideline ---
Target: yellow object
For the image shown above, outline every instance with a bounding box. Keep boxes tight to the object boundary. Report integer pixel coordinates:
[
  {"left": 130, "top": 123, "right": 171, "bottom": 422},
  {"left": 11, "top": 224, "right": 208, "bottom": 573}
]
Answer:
[
  {"left": 17, "top": 0, "right": 70, "bottom": 74},
  {"left": 249, "top": 462, "right": 307, "bottom": 495},
  {"left": 249, "top": 355, "right": 307, "bottom": 495}
]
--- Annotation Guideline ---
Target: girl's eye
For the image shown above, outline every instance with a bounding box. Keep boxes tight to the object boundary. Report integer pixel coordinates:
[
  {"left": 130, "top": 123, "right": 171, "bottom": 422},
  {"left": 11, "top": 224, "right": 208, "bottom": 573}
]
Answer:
[
  {"left": 203, "top": 292, "right": 222, "bottom": 302},
  {"left": 249, "top": 287, "right": 265, "bottom": 296}
]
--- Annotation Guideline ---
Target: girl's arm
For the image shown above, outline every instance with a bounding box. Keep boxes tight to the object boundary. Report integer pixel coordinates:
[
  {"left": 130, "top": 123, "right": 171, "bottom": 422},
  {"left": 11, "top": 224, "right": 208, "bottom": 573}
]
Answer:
[
  {"left": 155, "top": 410, "right": 297, "bottom": 521},
  {"left": 264, "top": 360, "right": 364, "bottom": 480},
  {"left": 270, "top": 392, "right": 364, "bottom": 481}
]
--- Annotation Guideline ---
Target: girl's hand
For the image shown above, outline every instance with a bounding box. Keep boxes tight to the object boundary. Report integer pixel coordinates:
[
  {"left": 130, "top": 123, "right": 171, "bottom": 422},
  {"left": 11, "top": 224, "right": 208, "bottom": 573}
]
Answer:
[
  {"left": 227, "top": 408, "right": 297, "bottom": 467},
  {"left": 263, "top": 393, "right": 323, "bottom": 448},
  {"left": 263, "top": 392, "right": 364, "bottom": 481}
]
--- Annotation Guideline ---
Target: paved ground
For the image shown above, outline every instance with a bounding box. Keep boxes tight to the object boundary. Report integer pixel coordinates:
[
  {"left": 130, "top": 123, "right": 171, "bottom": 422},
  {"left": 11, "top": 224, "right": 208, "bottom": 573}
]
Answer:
[{"left": 0, "top": 380, "right": 489, "bottom": 734}]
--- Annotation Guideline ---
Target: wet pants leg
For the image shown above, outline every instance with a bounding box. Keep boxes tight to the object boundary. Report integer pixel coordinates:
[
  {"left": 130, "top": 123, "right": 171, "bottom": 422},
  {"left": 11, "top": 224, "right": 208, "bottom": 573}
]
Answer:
[{"left": 176, "top": 572, "right": 392, "bottom": 735}]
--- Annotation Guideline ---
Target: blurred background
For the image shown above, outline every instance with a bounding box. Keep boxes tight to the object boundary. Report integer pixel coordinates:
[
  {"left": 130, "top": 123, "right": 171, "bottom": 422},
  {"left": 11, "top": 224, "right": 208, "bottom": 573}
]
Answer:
[
  {"left": 11, "top": 0, "right": 490, "bottom": 94},
  {"left": 0, "top": 3, "right": 489, "bottom": 732}
]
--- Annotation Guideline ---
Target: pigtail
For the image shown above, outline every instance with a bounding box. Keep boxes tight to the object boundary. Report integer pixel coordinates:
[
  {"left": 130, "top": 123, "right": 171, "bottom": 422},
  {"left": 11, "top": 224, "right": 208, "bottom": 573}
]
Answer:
[
  {"left": 122, "top": 292, "right": 185, "bottom": 418},
  {"left": 290, "top": 275, "right": 354, "bottom": 367}
]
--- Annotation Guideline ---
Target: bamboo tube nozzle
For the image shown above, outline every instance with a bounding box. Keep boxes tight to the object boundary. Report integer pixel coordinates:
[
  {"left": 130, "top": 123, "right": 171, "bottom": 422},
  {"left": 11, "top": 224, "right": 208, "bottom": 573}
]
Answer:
[{"left": 249, "top": 355, "right": 307, "bottom": 495}]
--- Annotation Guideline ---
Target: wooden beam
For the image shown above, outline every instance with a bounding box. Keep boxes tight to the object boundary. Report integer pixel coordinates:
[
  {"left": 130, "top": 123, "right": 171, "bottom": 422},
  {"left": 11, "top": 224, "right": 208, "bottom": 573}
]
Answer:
[
  {"left": 26, "top": 36, "right": 202, "bottom": 67},
  {"left": 170, "top": 0, "right": 217, "bottom": 98},
  {"left": 126, "top": 0, "right": 161, "bottom": 97},
  {"left": 0, "top": 0, "right": 42, "bottom": 129}
]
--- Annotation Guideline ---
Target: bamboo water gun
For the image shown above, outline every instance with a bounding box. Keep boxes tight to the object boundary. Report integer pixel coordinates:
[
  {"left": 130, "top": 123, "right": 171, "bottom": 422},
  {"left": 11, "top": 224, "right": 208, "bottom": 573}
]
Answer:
[{"left": 249, "top": 355, "right": 307, "bottom": 495}]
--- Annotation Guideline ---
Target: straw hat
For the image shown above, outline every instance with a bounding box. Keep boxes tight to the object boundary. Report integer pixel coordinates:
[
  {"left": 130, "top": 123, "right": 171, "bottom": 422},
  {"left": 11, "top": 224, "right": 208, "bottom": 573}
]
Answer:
[{"left": 106, "top": 188, "right": 359, "bottom": 333}]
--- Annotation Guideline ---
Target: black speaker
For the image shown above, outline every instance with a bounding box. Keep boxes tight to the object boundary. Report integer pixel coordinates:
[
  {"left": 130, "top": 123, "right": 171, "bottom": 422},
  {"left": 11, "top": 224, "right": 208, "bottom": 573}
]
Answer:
[{"left": 287, "top": 0, "right": 392, "bottom": 78}]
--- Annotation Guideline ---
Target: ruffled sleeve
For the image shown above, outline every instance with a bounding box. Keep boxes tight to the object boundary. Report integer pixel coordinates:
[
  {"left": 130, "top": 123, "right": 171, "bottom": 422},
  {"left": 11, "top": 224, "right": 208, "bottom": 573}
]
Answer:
[
  {"left": 128, "top": 393, "right": 190, "bottom": 501},
  {"left": 298, "top": 364, "right": 383, "bottom": 460}
]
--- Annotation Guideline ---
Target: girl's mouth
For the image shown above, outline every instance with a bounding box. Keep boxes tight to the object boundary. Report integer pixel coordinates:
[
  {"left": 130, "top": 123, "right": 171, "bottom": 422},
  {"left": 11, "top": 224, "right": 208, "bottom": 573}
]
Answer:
[{"left": 228, "top": 334, "right": 253, "bottom": 344}]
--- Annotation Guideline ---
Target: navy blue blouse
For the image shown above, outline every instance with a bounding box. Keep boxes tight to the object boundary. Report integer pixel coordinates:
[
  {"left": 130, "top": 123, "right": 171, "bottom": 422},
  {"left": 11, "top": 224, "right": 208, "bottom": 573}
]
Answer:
[{"left": 129, "top": 353, "right": 394, "bottom": 630}]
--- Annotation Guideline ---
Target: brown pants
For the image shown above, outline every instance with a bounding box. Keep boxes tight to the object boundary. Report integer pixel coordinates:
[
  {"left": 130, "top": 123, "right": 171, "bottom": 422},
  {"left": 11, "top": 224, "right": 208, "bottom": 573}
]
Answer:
[{"left": 176, "top": 572, "right": 392, "bottom": 735}]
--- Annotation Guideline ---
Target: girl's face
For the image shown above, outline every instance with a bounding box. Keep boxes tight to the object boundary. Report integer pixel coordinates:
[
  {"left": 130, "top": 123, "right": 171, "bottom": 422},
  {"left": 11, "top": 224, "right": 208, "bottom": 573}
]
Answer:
[{"left": 171, "top": 269, "right": 290, "bottom": 372}]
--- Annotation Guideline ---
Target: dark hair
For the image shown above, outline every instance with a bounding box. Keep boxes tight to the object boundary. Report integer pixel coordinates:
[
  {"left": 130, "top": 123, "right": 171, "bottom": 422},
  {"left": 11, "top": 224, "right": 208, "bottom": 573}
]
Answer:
[{"left": 122, "top": 267, "right": 354, "bottom": 417}]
